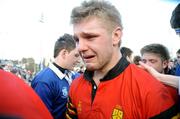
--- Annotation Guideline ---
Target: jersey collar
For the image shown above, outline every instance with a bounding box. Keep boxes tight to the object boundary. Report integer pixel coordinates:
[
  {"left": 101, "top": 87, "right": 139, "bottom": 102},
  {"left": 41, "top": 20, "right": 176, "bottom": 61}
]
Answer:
[{"left": 84, "top": 57, "right": 130, "bottom": 82}]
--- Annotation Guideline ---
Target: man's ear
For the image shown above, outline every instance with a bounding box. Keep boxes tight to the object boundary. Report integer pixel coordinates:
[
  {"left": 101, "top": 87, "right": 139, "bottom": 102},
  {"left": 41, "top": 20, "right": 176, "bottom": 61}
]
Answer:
[
  {"left": 112, "top": 27, "right": 122, "bottom": 46},
  {"left": 60, "top": 49, "right": 68, "bottom": 59},
  {"left": 163, "top": 60, "right": 169, "bottom": 69}
]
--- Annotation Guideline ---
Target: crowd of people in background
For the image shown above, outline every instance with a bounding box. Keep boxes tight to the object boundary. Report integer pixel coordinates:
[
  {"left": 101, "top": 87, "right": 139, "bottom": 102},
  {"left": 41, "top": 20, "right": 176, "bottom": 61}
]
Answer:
[{"left": 0, "top": 59, "right": 34, "bottom": 84}]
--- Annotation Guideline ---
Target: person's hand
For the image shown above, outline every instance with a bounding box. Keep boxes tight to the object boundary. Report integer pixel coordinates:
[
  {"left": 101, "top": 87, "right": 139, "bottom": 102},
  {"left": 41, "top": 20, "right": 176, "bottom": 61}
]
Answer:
[
  {"left": 139, "top": 61, "right": 161, "bottom": 80},
  {"left": 139, "top": 61, "right": 179, "bottom": 88}
]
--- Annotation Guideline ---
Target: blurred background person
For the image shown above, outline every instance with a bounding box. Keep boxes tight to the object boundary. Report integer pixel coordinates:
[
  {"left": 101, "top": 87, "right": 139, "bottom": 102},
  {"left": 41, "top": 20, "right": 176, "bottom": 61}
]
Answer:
[
  {"left": 140, "top": 43, "right": 178, "bottom": 102},
  {"left": 140, "top": 43, "right": 171, "bottom": 74},
  {"left": 133, "top": 55, "right": 142, "bottom": 66},
  {"left": 139, "top": 2, "right": 180, "bottom": 89},
  {"left": 31, "top": 33, "right": 80, "bottom": 119},
  {"left": 120, "top": 46, "right": 133, "bottom": 63}
]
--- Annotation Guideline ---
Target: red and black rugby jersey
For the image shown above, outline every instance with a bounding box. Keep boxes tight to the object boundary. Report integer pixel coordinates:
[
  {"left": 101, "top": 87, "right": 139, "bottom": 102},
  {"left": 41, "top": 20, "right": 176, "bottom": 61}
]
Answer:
[{"left": 66, "top": 57, "right": 177, "bottom": 119}]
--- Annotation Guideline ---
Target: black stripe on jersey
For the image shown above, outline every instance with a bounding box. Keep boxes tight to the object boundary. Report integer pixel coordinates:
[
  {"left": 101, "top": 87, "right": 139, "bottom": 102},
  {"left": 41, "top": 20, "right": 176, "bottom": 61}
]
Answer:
[
  {"left": 150, "top": 104, "right": 178, "bottom": 119},
  {"left": 66, "top": 97, "right": 78, "bottom": 119}
]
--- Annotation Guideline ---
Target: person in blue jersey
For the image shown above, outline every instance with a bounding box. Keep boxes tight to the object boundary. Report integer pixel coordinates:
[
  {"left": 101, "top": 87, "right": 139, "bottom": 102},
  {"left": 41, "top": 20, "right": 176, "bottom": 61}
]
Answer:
[{"left": 31, "top": 33, "right": 81, "bottom": 119}]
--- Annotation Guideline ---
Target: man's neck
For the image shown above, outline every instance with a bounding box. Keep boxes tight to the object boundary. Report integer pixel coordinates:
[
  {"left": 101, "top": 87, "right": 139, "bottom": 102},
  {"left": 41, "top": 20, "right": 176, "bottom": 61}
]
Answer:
[{"left": 53, "top": 62, "right": 66, "bottom": 74}]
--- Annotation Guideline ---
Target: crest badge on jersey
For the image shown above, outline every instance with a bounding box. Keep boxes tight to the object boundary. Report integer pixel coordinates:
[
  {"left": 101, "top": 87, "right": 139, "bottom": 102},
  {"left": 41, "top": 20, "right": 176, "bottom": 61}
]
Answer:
[
  {"left": 77, "top": 101, "right": 82, "bottom": 114},
  {"left": 61, "top": 86, "right": 68, "bottom": 98},
  {"left": 112, "top": 105, "right": 123, "bottom": 119}
]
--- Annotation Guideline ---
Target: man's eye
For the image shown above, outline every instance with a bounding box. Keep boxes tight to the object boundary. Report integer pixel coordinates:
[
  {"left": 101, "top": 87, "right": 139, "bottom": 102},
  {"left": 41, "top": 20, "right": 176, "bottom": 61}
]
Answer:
[
  {"left": 75, "top": 54, "right": 79, "bottom": 57},
  {"left": 150, "top": 61, "right": 156, "bottom": 63}
]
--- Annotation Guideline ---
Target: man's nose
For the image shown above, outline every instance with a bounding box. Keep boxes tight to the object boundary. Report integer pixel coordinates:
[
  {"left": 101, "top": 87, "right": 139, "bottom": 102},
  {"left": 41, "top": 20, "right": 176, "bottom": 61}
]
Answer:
[{"left": 78, "top": 39, "right": 88, "bottom": 52}]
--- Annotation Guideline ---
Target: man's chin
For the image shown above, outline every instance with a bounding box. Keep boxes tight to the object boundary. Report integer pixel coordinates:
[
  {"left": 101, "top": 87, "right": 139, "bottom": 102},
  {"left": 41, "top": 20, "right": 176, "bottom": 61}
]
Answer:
[{"left": 85, "top": 64, "right": 96, "bottom": 71}]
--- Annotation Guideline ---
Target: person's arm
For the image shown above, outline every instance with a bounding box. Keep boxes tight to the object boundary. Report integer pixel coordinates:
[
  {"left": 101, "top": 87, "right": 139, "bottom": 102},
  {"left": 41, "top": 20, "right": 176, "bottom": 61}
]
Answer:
[
  {"left": 156, "top": 73, "right": 179, "bottom": 89},
  {"left": 32, "top": 82, "right": 53, "bottom": 113},
  {"left": 139, "top": 61, "right": 179, "bottom": 89}
]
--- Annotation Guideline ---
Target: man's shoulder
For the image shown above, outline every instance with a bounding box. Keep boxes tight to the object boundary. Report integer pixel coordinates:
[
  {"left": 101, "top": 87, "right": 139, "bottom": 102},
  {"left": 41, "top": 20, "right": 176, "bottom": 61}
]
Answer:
[
  {"left": 127, "top": 64, "right": 152, "bottom": 77},
  {"left": 36, "top": 67, "right": 58, "bottom": 77},
  {"left": 126, "top": 64, "right": 166, "bottom": 89},
  {"left": 125, "top": 65, "right": 175, "bottom": 107},
  {"left": 31, "top": 68, "right": 59, "bottom": 84},
  {"left": 70, "top": 75, "right": 85, "bottom": 87}
]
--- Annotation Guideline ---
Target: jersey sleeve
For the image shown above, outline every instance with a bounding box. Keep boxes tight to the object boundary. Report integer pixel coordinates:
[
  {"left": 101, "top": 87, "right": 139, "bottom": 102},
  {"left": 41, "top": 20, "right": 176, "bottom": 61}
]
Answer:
[
  {"left": 32, "top": 82, "right": 53, "bottom": 113},
  {"left": 145, "top": 85, "right": 177, "bottom": 119}
]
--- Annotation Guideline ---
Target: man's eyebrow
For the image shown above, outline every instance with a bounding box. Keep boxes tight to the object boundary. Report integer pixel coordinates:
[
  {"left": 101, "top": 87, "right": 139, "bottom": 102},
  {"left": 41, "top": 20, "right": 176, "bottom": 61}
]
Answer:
[
  {"left": 73, "top": 32, "right": 98, "bottom": 40},
  {"left": 149, "top": 59, "right": 157, "bottom": 62},
  {"left": 81, "top": 32, "right": 99, "bottom": 38},
  {"left": 83, "top": 32, "right": 97, "bottom": 35}
]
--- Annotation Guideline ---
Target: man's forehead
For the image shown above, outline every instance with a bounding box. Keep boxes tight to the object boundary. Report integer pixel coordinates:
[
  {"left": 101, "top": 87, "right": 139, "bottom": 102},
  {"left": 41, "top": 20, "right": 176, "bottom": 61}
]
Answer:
[
  {"left": 142, "top": 52, "right": 160, "bottom": 57},
  {"left": 73, "top": 17, "right": 108, "bottom": 33}
]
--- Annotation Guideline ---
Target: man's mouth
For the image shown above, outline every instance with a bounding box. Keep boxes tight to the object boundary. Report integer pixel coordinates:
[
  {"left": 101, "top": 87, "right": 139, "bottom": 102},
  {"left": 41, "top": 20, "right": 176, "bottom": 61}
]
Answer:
[{"left": 83, "top": 55, "right": 95, "bottom": 62}]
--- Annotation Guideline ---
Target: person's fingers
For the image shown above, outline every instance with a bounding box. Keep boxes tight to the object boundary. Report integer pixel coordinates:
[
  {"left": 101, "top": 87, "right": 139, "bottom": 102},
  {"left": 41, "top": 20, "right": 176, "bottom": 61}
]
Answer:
[
  {"left": 138, "top": 64, "right": 144, "bottom": 69},
  {"left": 139, "top": 61, "right": 148, "bottom": 70},
  {"left": 139, "top": 61, "right": 154, "bottom": 73},
  {"left": 139, "top": 61, "right": 158, "bottom": 75}
]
